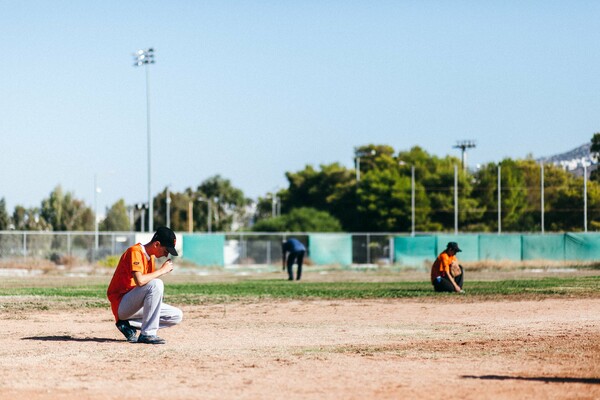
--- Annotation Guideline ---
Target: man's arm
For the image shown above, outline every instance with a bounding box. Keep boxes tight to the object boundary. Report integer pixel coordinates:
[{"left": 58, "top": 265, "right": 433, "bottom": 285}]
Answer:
[
  {"left": 442, "top": 256, "right": 462, "bottom": 292},
  {"left": 446, "top": 270, "right": 462, "bottom": 292},
  {"left": 133, "top": 259, "right": 174, "bottom": 287}
]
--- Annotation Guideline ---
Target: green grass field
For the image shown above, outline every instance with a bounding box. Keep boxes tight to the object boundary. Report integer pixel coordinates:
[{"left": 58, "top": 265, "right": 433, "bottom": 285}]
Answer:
[{"left": 1, "top": 276, "right": 599, "bottom": 309}]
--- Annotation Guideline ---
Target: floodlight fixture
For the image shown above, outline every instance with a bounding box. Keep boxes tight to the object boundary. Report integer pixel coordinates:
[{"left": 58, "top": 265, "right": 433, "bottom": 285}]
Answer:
[{"left": 453, "top": 140, "right": 477, "bottom": 171}]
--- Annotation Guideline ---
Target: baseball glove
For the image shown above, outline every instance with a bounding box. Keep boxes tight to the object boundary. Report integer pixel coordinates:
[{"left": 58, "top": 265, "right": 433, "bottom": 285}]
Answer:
[{"left": 450, "top": 263, "right": 462, "bottom": 277}]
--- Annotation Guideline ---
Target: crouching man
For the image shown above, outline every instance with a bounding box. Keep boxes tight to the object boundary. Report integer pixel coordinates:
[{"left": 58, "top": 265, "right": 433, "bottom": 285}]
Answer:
[{"left": 107, "top": 226, "right": 183, "bottom": 344}]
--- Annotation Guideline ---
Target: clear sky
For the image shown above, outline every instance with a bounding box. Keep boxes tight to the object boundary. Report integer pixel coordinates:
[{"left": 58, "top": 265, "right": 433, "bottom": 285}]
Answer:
[{"left": 1, "top": 1, "right": 599, "bottom": 213}]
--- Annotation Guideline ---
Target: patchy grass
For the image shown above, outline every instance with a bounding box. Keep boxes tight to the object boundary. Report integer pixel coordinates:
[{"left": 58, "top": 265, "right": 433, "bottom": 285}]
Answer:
[{"left": 0, "top": 276, "right": 598, "bottom": 311}]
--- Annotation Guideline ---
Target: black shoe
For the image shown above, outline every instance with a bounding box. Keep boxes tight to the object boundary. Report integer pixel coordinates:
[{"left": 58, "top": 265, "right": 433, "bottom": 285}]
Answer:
[
  {"left": 116, "top": 320, "right": 137, "bottom": 343},
  {"left": 137, "top": 334, "right": 166, "bottom": 344}
]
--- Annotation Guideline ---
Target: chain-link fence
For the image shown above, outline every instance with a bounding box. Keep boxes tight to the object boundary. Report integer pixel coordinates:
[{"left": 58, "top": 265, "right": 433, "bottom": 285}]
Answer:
[
  {"left": 1, "top": 230, "right": 598, "bottom": 269},
  {"left": 0, "top": 231, "right": 395, "bottom": 267},
  {"left": 0, "top": 231, "right": 136, "bottom": 266}
]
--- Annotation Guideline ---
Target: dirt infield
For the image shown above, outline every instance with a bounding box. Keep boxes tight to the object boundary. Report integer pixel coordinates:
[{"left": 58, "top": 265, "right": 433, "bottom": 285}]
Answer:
[{"left": 0, "top": 295, "right": 598, "bottom": 399}]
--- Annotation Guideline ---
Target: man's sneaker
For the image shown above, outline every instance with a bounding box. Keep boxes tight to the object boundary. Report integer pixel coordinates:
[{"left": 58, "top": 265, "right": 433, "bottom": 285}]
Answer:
[
  {"left": 115, "top": 320, "right": 137, "bottom": 343},
  {"left": 137, "top": 334, "right": 166, "bottom": 345}
]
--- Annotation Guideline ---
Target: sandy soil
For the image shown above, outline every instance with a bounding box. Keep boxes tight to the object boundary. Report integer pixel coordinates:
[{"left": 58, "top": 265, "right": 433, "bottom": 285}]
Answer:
[{"left": 0, "top": 296, "right": 598, "bottom": 400}]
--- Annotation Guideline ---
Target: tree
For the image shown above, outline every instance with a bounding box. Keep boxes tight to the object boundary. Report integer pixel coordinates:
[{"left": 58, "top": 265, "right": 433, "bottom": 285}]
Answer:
[
  {"left": 12, "top": 206, "right": 51, "bottom": 231},
  {"left": 397, "top": 147, "right": 481, "bottom": 232},
  {"left": 154, "top": 176, "right": 250, "bottom": 233},
  {"left": 100, "top": 199, "right": 130, "bottom": 231},
  {"left": 40, "top": 186, "right": 94, "bottom": 231},
  {"left": 354, "top": 144, "right": 395, "bottom": 178},
  {"left": 589, "top": 133, "right": 600, "bottom": 183},
  {"left": 196, "top": 175, "right": 250, "bottom": 232},
  {"left": 252, "top": 207, "right": 342, "bottom": 232},
  {"left": 471, "top": 162, "right": 500, "bottom": 231},
  {"left": 0, "top": 198, "right": 10, "bottom": 230},
  {"left": 472, "top": 159, "right": 540, "bottom": 232},
  {"left": 591, "top": 132, "right": 600, "bottom": 156},
  {"left": 153, "top": 189, "right": 193, "bottom": 232},
  {"left": 282, "top": 163, "right": 358, "bottom": 230},
  {"left": 356, "top": 168, "right": 411, "bottom": 231}
]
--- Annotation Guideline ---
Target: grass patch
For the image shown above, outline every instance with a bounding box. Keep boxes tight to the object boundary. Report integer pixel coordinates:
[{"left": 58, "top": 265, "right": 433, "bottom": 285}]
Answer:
[{"left": 0, "top": 276, "right": 598, "bottom": 310}]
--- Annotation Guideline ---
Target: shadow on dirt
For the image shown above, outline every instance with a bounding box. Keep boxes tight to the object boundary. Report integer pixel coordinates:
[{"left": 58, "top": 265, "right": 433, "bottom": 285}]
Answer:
[
  {"left": 22, "top": 335, "right": 121, "bottom": 343},
  {"left": 462, "top": 375, "right": 600, "bottom": 384}
]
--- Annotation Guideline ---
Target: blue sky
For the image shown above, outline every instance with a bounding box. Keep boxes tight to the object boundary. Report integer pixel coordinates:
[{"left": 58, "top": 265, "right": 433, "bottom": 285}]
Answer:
[{"left": 1, "top": 1, "right": 599, "bottom": 213}]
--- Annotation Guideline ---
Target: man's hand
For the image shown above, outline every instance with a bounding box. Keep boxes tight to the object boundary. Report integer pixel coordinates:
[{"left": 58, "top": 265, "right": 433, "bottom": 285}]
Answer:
[{"left": 160, "top": 259, "right": 174, "bottom": 274}]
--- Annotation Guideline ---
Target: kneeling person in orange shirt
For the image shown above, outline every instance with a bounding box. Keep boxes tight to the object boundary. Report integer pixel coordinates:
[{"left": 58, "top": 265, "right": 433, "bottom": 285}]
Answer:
[
  {"left": 430, "top": 241, "right": 464, "bottom": 293},
  {"left": 107, "top": 226, "right": 183, "bottom": 344}
]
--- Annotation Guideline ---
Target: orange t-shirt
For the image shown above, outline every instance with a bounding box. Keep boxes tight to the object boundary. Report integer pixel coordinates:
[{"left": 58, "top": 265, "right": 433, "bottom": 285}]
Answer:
[
  {"left": 106, "top": 244, "right": 155, "bottom": 320},
  {"left": 430, "top": 251, "right": 456, "bottom": 284}
]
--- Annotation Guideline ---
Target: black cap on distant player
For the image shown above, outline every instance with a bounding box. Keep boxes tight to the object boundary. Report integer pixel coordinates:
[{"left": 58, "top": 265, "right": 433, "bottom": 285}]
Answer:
[
  {"left": 152, "top": 226, "right": 178, "bottom": 256},
  {"left": 446, "top": 242, "right": 461, "bottom": 252}
]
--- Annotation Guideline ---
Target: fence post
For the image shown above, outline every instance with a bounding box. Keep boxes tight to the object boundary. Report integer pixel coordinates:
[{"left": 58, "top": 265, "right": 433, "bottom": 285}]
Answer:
[
  {"left": 67, "top": 232, "right": 71, "bottom": 257},
  {"left": 366, "top": 233, "right": 371, "bottom": 264},
  {"left": 267, "top": 240, "right": 271, "bottom": 266},
  {"left": 23, "top": 232, "right": 27, "bottom": 259}
]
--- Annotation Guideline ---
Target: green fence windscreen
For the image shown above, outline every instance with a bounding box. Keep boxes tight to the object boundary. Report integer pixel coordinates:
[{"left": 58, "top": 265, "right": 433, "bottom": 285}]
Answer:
[
  {"left": 436, "top": 234, "right": 479, "bottom": 262},
  {"left": 479, "top": 234, "right": 522, "bottom": 261},
  {"left": 565, "top": 233, "right": 600, "bottom": 260},
  {"left": 308, "top": 234, "right": 352, "bottom": 266},
  {"left": 393, "top": 236, "right": 436, "bottom": 268},
  {"left": 522, "top": 234, "right": 565, "bottom": 261},
  {"left": 182, "top": 234, "right": 225, "bottom": 266}
]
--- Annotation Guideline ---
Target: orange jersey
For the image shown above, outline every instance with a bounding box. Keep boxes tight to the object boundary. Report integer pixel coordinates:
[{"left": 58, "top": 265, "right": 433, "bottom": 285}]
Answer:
[
  {"left": 430, "top": 251, "right": 456, "bottom": 283},
  {"left": 106, "top": 244, "right": 155, "bottom": 320}
]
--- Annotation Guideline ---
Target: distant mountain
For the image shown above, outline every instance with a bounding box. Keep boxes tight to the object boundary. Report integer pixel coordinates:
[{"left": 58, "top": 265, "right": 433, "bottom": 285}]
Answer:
[{"left": 538, "top": 143, "right": 596, "bottom": 176}]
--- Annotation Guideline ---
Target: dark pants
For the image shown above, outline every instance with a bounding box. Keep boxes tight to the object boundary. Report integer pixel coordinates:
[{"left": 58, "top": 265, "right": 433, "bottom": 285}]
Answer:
[
  {"left": 433, "top": 267, "right": 464, "bottom": 292},
  {"left": 287, "top": 250, "right": 305, "bottom": 280}
]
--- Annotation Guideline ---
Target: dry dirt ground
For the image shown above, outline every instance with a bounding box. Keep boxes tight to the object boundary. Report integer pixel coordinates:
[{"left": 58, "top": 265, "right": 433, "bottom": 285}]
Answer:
[{"left": 0, "top": 291, "right": 598, "bottom": 400}]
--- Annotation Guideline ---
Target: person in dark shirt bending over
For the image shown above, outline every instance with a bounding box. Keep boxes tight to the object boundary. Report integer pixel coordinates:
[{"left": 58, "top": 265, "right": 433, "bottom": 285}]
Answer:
[{"left": 282, "top": 238, "right": 306, "bottom": 281}]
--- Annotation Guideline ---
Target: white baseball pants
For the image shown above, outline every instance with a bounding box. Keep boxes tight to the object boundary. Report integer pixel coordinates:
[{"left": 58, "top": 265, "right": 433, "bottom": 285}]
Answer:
[{"left": 118, "top": 279, "right": 183, "bottom": 337}]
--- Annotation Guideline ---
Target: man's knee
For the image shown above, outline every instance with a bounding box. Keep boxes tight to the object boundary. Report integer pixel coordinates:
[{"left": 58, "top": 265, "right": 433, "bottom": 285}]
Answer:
[
  {"left": 164, "top": 307, "right": 183, "bottom": 326},
  {"left": 147, "top": 278, "right": 164, "bottom": 293}
]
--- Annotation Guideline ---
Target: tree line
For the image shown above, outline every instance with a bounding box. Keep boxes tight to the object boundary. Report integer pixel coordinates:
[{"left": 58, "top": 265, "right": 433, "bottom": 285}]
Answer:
[{"left": 1, "top": 140, "right": 599, "bottom": 233}]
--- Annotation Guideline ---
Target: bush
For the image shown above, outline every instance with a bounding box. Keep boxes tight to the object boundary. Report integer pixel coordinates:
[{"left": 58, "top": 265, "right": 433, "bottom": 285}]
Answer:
[{"left": 97, "top": 255, "right": 120, "bottom": 268}]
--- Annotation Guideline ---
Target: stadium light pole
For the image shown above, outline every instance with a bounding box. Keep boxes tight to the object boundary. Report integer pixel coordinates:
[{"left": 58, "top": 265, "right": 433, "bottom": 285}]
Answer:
[
  {"left": 453, "top": 140, "right": 476, "bottom": 171},
  {"left": 355, "top": 148, "right": 376, "bottom": 182},
  {"left": 133, "top": 48, "right": 155, "bottom": 232}
]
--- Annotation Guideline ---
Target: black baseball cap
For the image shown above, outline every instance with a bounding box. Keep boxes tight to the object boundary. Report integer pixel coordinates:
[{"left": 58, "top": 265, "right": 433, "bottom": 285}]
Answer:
[
  {"left": 446, "top": 242, "right": 462, "bottom": 252},
  {"left": 151, "top": 226, "right": 178, "bottom": 256}
]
